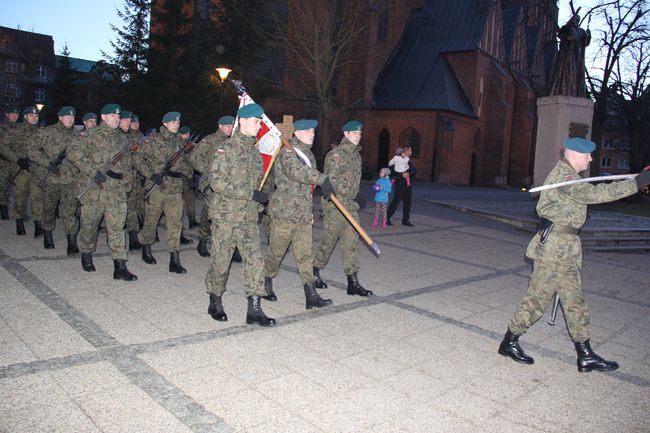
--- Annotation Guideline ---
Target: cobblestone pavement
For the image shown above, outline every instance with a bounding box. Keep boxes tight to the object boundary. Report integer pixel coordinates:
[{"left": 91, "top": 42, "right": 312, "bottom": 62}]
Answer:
[{"left": 1, "top": 181, "right": 649, "bottom": 432}]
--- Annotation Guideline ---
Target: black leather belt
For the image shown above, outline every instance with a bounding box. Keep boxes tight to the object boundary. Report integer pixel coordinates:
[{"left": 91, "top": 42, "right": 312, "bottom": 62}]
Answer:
[
  {"left": 165, "top": 170, "right": 181, "bottom": 178},
  {"left": 538, "top": 217, "right": 580, "bottom": 236},
  {"left": 106, "top": 170, "right": 124, "bottom": 180}
]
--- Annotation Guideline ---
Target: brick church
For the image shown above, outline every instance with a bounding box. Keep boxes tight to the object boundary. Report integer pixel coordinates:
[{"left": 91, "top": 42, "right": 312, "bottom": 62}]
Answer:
[{"left": 152, "top": 0, "right": 558, "bottom": 187}]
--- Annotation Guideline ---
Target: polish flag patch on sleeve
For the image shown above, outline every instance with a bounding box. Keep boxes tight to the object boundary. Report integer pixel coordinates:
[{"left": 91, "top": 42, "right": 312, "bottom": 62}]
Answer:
[{"left": 215, "top": 148, "right": 225, "bottom": 155}]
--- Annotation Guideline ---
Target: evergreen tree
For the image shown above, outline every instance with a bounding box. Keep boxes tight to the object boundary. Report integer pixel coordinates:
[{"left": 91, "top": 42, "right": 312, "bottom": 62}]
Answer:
[
  {"left": 104, "top": 0, "right": 151, "bottom": 81},
  {"left": 49, "top": 44, "right": 78, "bottom": 124}
]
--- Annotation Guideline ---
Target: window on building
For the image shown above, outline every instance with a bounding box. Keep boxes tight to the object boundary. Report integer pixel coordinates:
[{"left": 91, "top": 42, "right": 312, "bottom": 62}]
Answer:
[
  {"left": 4, "top": 83, "right": 19, "bottom": 104},
  {"left": 35, "top": 88, "right": 45, "bottom": 102},
  {"left": 601, "top": 157, "right": 611, "bottom": 168},
  {"left": 6, "top": 61, "right": 18, "bottom": 73},
  {"left": 400, "top": 127, "right": 422, "bottom": 159},
  {"left": 618, "top": 159, "right": 630, "bottom": 170},
  {"left": 36, "top": 65, "right": 47, "bottom": 79},
  {"left": 602, "top": 139, "right": 613, "bottom": 149}
]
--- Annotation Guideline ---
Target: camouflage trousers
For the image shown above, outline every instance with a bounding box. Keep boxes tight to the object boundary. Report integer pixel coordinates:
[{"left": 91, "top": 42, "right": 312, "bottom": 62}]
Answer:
[
  {"left": 313, "top": 205, "right": 360, "bottom": 275},
  {"left": 265, "top": 219, "right": 315, "bottom": 284},
  {"left": 183, "top": 176, "right": 196, "bottom": 218},
  {"left": 205, "top": 220, "right": 266, "bottom": 298},
  {"left": 78, "top": 188, "right": 128, "bottom": 260},
  {"left": 42, "top": 182, "right": 78, "bottom": 234},
  {"left": 508, "top": 259, "right": 590, "bottom": 342},
  {"left": 198, "top": 188, "right": 213, "bottom": 241},
  {"left": 13, "top": 170, "right": 42, "bottom": 220},
  {"left": 138, "top": 188, "right": 183, "bottom": 251},
  {"left": 0, "top": 162, "right": 10, "bottom": 206},
  {"left": 125, "top": 181, "right": 142, "bottom": 232}
]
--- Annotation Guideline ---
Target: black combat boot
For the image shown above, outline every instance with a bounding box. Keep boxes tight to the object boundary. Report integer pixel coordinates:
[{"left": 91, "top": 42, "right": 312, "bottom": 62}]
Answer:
[
  {"left": 180, "top": 230, "right": 193, "bottom": 245},
  {"left": 188, "top": 214, "right": 199, "bottom": 229},
  {"left": 66, "top": 233, "right": 79, "bottom": 256},
  {"left": 81, "top": 253, "right": 96, "bottom": 272},
  {"left": 113, "top": 259, "right": 137, "bottom": 281},
  {"left": 304, "top": 282, "right": 332, "bottom": 309},
  {"left": 43, "top": 230, "right": 55, "bottom": 249},
  {"left": 34, "top": 220, "right": 43, "bottom": 238},
  {"left": 246, "top": 295, "right": 276, "bottom": 327},
  {"left": 16, "top": 218, "right": 26, "bottom": 235},
  {"left": 0, "top": 204, "right": 8, "bottom": 220},
  {"left": 169, "top": 250, "right": 187, "bottom": 273},
  {"left": 313, "top": 267, "right": 328, "bottom": 289},
  {"left": 574, "top": 340, "right": 619, "bottom": 372},
  {"left": 141, "top": 244, "right": 157, "bottom": 264},
  {"left": 498, "top": 329, "right": 534, "bottom": 365},
  {"left": 263, "top": 276, "right": 277, "bottom": 302},
  {"left": 346, "top": 273, "right": 373, "bottom": 296},
  {"left": 232, "top": 248, "right": 242, "bottom": 263},
  {"left": 197, "top": 239, "right": 210, "bottom": 257},
  {"left": 128, "top": 231, "right": 142, "bottom": 251},
  {"left": 207, "top": 293, "right": 228, "bottom": 321}
]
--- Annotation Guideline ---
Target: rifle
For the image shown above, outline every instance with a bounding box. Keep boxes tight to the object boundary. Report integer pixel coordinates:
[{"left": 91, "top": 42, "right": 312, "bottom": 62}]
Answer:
[
  {"left": 548, "top": 293, "right": 562, "bottom": 325},
  {"left": 37, "top": 148, "right": 68, "bottom": 188},
  {"left": 143, "top": 133, "right": 200, "bottom": 201},
  {"left": 76, "top": 135, "right": 149, "bottom": 203}
]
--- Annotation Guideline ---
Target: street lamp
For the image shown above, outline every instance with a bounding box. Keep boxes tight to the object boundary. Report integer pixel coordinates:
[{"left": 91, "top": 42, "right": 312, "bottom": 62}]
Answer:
[
  {"left": 35, "top": 104, "right": 44, "bottom": 126},
  {"left": 216, "top": 67, "right": 232, "bottom": 112}
]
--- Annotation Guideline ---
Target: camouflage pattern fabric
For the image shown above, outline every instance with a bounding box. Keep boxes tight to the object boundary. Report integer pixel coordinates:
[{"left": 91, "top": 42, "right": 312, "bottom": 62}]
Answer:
[
  {"left": 11, "top": 122, "right": 42, "bottom": 219},
  {"left": 137, "top": 126, "right": 192, "bottom": 250},
  {"left": 313, "top": 137, "right": 362, "bottom": 275},
  {"left": 123, "top": 129, "right": 142, "bottom": 232},
  {"left": 265, "top": 137, "right": 327, "bottom": 283},
  {"left": 509, "top": 158, "right": 639, "bottom": 341},
  {"left": 204, "top": 129, "right": 266, "bottom": 297},
  {"left": 67, "top": 122, "right": 134, "bottom": 260},
  {"left": 0, "top": 122, "right": 20, "bottom": 206}
]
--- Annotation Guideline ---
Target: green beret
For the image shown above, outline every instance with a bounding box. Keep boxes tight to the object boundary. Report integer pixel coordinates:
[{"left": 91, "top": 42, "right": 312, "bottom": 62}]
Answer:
[
  {"left": 162, "top": 111, "right": 181, "bottom": 123},
  {"left": 294, "top": 119, "right": 318, "bottom": 131},
  {"left": 178, "top": 126, "right": 191, "bottom": 134},
  {"left": 23, "top": 106, "right": 38, "bottom": 115},
  {"left": 82, "top": 112, "right": 97, "bottom": 122},
  {"left": 218, "top": 115, "right": 235, "bottom": 125},
  {"left": 564, "top": 137, "right": 595, "bottom": 154},
  {"left": 342, "top": 120, "right": 362, "bottom": 132},
  {"left": 57, "top": 106, "right": 76, "bottom": 117},
  {"left": 131, "top": 114, "right": 139, "bottom": 123},
  {"left": 100, "top": 103, "right": 121, "bottom": 115},
  {"left": 120, "top": 110, "right": 133, "bottom": 119},
  {"left": 5, "top": 105, "right": 20, "bottom": 114},
  {"left": 237, "top": 103, "right": 263, "bottom": 119}
]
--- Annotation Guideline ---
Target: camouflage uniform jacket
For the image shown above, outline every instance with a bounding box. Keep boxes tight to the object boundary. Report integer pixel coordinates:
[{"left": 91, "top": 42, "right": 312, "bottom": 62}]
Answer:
[
  {"left": 67, "top": 122, "right": 134, "bottom": 194},
  {"left": 190, "top": 129, "right": 228, "bottom": 193},
  {"left": 13, "top": 122, "right": 40, "bottom": 171},
  {"left": 526, "top": 158, "right": 638, "bottom": 266},
  {"left": 30, "top": 121, "right": 78, "bottom": 184},
  {"left": 0, "top": 121, "right": 20, "bottom": 166},
  {"left": 321, "top": 137, "right": 361, "bottom": 211},
  {"left": 209, "top": 129, "right": 263, "bottom": 223},
  {"left": 138, "top": 126, "right": 192, "bottom": 194},
  {"left": 268, "top": 137, "right": 327, "bottom": 224}
]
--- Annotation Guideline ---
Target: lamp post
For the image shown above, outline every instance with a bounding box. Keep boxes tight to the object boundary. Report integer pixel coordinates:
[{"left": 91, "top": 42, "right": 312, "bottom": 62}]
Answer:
[
  {"left": 35, "top": 103, "right": 45, "bottom": 126},
  {"left": 216, "top": 67, "right": 232, "bottom": 112}
]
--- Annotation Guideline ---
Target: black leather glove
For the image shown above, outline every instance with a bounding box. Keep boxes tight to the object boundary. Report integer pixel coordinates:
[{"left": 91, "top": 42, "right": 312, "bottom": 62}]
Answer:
[
  {"left": 47, "top": 161, "right": 60, "bottom": 174},
  {"left": 252, "top": 190, "right": 269, "bottom": 204},
  {"left": 635, "top": 170, "right": 650, "bottom": 189},
  {"left": 93, "top": 171, "right": 108, "bottom": 183},
  {"left": 320, "top": 178, "right": 335, "bottom": 200},
  {"left": 150, "top": 173, "right": 163, "bottom": 185},
  {"left": 17, "top": 158, "right": 30, "bottom": 170}
]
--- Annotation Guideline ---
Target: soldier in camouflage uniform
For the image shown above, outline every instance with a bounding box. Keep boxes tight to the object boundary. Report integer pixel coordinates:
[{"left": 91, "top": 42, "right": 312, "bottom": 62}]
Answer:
[
  {"left": 118, "top": 111, "right": 142, "bottom": 251},
  {"left": 30, "top": 106, "right": 80, "bottom": 253},
  {"left": 313, "top": 120, "right": 373, "bottom": 297},
  {"left": 130, "top": 114, "right": 146, "bottom": 227},
  {"left": 189, "top": 115, "right": 234, "bottom": 258},
  {"left": 499, "top": 137, "right": 650, "bottom": 372},
  {"left": 264, "top": 119, "right": 335, "bottom": 309},
  {"left": 177, "top": 125, "right": 194, "bottom": 245},
  {"left": 81, "top": 112, "right": 97, "bottom": 131},
  {"left": 137, "top": 111, "right": 193, "bottom": 273},
  {"left": 11, "top": 107, "right": 42, "bottom": 236},
  {"left": 205, "top": 103, "right": 275, "bottom": 327},
  {"left": 0, "top": 106, "right": 21, "bottom": 220},
  {"left": 67, "top": 103, "right": 137, "bottom": 281}
]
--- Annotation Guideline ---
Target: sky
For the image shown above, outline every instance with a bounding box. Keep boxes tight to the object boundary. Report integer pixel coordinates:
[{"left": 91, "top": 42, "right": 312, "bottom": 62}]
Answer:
[{"left": 1, "top": 1, "right": 123, "bottom": 61}]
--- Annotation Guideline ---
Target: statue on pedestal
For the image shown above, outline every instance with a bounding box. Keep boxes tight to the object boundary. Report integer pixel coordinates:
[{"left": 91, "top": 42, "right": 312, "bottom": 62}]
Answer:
[{"left": 550, "top": 11, "right": 591, "bottom": 98}]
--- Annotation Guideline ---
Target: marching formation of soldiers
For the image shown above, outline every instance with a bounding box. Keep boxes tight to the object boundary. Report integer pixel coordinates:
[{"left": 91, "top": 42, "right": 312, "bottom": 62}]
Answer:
[{"left": 0, "top": 102, "right": 372, "bottom": 328}]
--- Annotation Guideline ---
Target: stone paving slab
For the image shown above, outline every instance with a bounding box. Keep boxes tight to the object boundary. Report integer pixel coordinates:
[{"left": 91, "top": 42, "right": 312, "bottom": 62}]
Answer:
[{"left": 0, "top": 182, "right": 649, "bottom": 432}]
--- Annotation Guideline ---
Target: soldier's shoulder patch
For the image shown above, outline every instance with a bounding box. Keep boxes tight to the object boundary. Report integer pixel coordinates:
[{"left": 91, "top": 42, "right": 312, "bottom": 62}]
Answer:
[
  {"left": 563, "top": 174, "right": 574, "bottom": 180},
  {"left": 215, "top": 148, "right": 225, "bottom": 155},
  {"left": 331, "top": 152, "right": 340, "bottom": 160},
  {"left": 284, "top": 146, "right": 293, "bottom": 153}
]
